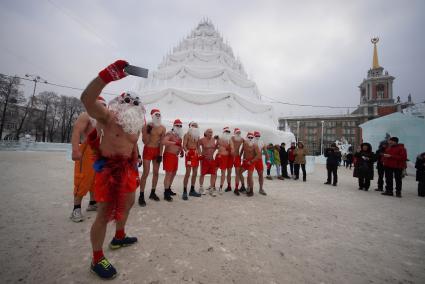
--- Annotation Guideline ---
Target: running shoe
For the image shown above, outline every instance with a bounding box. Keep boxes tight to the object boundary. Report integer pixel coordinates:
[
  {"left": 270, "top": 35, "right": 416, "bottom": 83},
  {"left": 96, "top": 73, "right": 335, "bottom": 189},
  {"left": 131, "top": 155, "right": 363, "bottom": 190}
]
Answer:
[
  {"left": 259, "top": 189, "right": 267, "bottom": 196},
  {"left": 90, "top": 257, "right": 117, "bottom": 279},
  {"left": 70, "top": 208, "right": 83, "bottom": 222},
  {"left": 86, "top": 203, "right": 97, "bottom": 212},
  {"left": 182, "top": 191, "right": 188, "bottom": 200},
  {"left": 109, "top": 235, "right": 138, "bottom": 250},
  {"left": 189, "top": 189, "right": 201, "bottom": 197}
]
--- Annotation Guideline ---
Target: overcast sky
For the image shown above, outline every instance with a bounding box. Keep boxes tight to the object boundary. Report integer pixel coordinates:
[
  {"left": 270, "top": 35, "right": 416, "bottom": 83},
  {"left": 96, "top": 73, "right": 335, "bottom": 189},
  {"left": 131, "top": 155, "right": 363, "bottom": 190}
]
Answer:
[{"left": 1, "top": 0, "right": 424, "bottom": 116}]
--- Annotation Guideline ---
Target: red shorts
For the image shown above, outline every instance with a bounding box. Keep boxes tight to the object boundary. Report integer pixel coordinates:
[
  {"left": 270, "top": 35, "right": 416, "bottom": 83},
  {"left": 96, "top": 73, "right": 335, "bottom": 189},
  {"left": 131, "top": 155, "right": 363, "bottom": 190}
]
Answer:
[
  {"left": 93, "top": 156, "right": 139, "bottom": 221},
  {"left": 201, "top": 159, "right": 217, "bottom": 175},
  {"left": 163, "top": 152, "right": 178, "bottom": 172},
  {"left": 143, "top": 146, "right": 160, "bottom": 161},
  {"left": 254, "top": 159, "right": 264, "bottom": 172},
  {"left": 216, "top": 154, "right": 233, "bottom": 170},
  {"left": 242, "top": 159, "right": 255, "bottom": 172},
  {"left": 185, "top": 149, "right": 199, "bottom": 167},
  {"left": 233, "top": 155, "right": 242, "bottom": 168}
]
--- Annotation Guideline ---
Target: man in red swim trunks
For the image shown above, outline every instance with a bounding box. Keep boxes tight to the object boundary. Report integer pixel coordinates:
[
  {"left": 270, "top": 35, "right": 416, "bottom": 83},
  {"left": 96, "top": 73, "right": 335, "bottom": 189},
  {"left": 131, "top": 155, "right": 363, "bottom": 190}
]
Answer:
[
  {"left": 216, "top": 126, "right": 233, "bottom": 194},
  {"left": 253, "top": 131, "right": 269, "bottom": 196},
  {"left": 240, "top": 132, "right": 261, "bottom": 196},
  {"left": 199, "top": 128, "right": 218, "bottom": 196},
  {"left": 81, "top": 60, "right": 145, "bottom": 279},
  {"left": 182, "top": 121, "right": 202, "bottom": 200},
  {"left": 138, "top": 108, "right": 166, "bottom": 207},
  {"left": 230, "top": 128, "right": 246, "bottom": 195},
  {"left": 162, "top": 119, "right": 184, "bottom": 201}
]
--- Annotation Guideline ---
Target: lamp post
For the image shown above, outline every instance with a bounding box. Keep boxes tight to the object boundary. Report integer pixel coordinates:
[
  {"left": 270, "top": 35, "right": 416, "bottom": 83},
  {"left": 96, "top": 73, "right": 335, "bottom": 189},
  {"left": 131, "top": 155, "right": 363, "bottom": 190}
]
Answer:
[
  {"left": 296, "top": 121, "right": 300, "bottom": 143},
  {"left": 320, "top": 120, "right": 325, "bottom": 156}
]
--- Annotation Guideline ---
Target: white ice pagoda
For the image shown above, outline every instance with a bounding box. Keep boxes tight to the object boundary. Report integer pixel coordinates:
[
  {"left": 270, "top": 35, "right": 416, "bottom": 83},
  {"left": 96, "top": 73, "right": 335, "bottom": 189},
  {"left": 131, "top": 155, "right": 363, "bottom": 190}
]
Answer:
[{"left": 135, "top": 19, "right": 295, "bottom": 144}]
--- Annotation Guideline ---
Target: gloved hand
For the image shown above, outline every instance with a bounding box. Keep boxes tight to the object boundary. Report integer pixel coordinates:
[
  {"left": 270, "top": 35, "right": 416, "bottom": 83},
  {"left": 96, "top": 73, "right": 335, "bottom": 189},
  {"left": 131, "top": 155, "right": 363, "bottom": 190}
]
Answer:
[
  {"left": 147, "top": 124, "right": 152, "bottom": 134},
  {"left": 156, "top": 155, "right": 163, "bottom": 164},
  {"left": 98, "top": 60, "right": 128, "bottom": 84}
]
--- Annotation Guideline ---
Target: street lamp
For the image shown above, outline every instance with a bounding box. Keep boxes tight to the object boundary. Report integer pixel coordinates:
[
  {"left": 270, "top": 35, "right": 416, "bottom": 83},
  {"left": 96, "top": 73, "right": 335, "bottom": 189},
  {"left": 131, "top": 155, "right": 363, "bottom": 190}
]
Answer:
[
  {"left": 24, "top": 74, "right": 47, "bottom": 140},
  {"left": 296, "top": 121, "right": 300, "bottom": 143},
  {"left": 321, "top": 120, "right": 325, "bottom": 156}
]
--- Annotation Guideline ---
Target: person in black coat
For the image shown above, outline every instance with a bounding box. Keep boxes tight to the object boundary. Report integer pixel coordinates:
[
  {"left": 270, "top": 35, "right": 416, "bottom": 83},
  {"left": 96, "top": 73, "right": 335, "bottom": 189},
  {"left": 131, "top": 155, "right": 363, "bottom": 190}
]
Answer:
[
  {"left": 374, "top": 141, "right": 388, "bottom": 191},
  {"left": 279, "top": 143, "right": 290, "bottom": 178},
  {"left": 415, "top": 152, "right": 425, "bottom": 197},
  {"left": 353, "top": 142, "right": 376, "bottom": 191},
  {"left": 324, "top": 143, "right": 341, "bottom": 186}
]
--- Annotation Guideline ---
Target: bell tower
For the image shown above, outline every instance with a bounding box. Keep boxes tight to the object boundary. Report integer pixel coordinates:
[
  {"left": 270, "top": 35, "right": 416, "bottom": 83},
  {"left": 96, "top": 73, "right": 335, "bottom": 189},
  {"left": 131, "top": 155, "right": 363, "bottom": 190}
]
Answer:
[{"left": 358, "top": 38, "right": 395, "bottom": 107}]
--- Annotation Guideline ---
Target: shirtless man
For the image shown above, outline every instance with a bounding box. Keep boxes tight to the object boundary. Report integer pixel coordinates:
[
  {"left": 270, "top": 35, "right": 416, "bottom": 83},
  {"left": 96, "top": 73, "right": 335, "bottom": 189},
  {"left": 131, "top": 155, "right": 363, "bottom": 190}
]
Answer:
[
  {"left": 199, "top": 128, "right": 218, "bottom": 196},
  {"left": 230, "top": 128, "right": 246, "bottom": 196},
  {"left": 182, "top": 121, "right": 202, "bottom": 200},
  {"left": 81, "top": 60, "right": 145, "bottom": 279},
  {"left": 253, "top": 131, "right": 269, "bottom": 195},
  {"left": 216, "top": 126, "right": 233, "bottom": 194},
  {"left": 70, "top": 97, "right": 106, "bottom": 222},
  {"left": 162, "top": 119, "right": 184, "bottom": 201},
  {"left": 138, "top": 108, "right": 166, "bottom": 207},
  {"left": 240, "top": 132, "right": 261, "bottom": 197}
]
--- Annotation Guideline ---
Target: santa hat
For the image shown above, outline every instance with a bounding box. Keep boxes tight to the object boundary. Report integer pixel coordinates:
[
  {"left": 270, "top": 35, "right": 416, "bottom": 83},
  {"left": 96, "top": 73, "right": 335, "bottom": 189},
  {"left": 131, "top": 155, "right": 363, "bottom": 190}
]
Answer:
[
  {"left": 189, "top": 121, "right": 197, "bottom": 127},
  {"left": 150, "top": 109, "right": 161, "bottom": 116},
  {"left": 234, "top": 128, "right": 241, "bottom": 134},
  {"left": 254, "top": 131, "right": 261, "bottom": 137},
  {"left": 247, "top": 132, "right": 254, "bottom": 138},
  {"left": 223, "top": 126, "right": 230, "bottom": 133},
  {"left": 173, "top": 119, "right": 183, "bottom": 126}
]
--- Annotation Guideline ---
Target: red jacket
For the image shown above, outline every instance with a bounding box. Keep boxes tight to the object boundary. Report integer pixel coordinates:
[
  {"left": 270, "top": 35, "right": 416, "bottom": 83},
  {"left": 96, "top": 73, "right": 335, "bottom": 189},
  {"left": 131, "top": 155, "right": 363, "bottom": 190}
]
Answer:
[
  {"left": 288, "top": 147, "right": 296, "bottom": 162},
  {"left": 382, "top": 144, "right": 407, "bottom": 169}
]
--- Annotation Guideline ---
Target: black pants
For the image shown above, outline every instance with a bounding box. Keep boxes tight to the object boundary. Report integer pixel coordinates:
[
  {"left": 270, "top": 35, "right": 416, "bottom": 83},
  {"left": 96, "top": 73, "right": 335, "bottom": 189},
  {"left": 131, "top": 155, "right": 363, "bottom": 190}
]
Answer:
[
  {"left": 377, "top": 165, "right": 385, "bottom": 190},
  {"left": 358, "top": 177, "right": 370, "bottom": 189},
  {"left": 326, "top": 165, "right": 338, "bottom": 185},
  {"left": 266, "top": 168, "right": 271, "bottom": 176},
  {"left": 289, "top": 161, "right": 294, "bottom": 176},
  {"left": 294, "top": 164, "right": 306, "bottom": 180},
  {"left": 346, "top": 162, "right": 352, "bottom": 169},
  {"left": 385, "top": 167, "right": 403, "bottom": 194},
  {"left": 281, "top": 162, "right": 289, "bottom": 177},
  {"left": 418, "top": 181, "right": 425, "bottom": 197}
]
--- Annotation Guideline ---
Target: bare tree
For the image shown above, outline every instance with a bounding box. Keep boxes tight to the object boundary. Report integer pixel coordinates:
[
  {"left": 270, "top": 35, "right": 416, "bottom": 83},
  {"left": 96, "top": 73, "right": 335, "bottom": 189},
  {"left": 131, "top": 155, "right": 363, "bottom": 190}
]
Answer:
[
  {"left": 0, "top": 75, "right": 25, "bottom": 140},
  {"left": 35, "top": 91, "right": 59, "bottom": 142},
  {"left": 58, "top": 95, "right": 84, "bottom": 142}
]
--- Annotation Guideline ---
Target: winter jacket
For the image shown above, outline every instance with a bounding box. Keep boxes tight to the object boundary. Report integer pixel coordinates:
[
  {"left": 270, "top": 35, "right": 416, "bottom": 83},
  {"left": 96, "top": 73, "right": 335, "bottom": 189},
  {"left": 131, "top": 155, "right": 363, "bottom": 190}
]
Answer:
[
  {"left": 288, "top": 147, "right": 296, "bottom": 162},
  {"left": 415, "top": 154, "right": 425, "bottom": 182},
  {"left": 353, "top": 151, "right": 376, "bottom": 180},
  {"left": 273, "top": 149, "right": 281, "bottom": 165},
  {"left": 324, "top": 148, "right": 342, "bottom": 167},
  {"left": 279, "top": 147, "right": 288, "bottom": 164},
  {"left": 266, "top": 149, "right": 274, "bottom": 164},
  {"left": 382, "top": 144, "right": 407, "bottom": 169},
  {"left": 294, "top": 148, "right": 307, "bottom": 164}
]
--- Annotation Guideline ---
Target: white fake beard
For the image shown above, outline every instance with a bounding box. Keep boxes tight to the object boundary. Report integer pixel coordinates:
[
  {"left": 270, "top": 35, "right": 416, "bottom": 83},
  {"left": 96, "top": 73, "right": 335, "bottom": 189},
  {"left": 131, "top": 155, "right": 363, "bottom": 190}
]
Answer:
[
  {"left": 109, "top": 102, "right": 145, "bottom": 135},
  {"left": 188, "top": 128, "right": 200, "bottom": 139},
  {"left": 173, "top": 127, "right": 183, "bottom": 138},
  {"left": 222, "top": 133, "right": 231, "bottom": 142},
  {"left": 151, "top": 115, "right": 162, "bottom": 127},
  {"left": 255, "top": 138, "right": 264, "bottom": 148},
  {"left": 234, "top": 134, "right": 242, "bottom": 141},
  {"left": 247, "top": 140, "right": 254, "bottom": 147}
]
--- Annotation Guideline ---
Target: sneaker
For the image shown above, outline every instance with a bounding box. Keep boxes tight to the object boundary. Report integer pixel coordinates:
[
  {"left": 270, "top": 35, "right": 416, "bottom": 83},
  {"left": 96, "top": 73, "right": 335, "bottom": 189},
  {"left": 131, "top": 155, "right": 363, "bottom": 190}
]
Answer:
[
  {"left": 90, "top": 257, "right": 117, "bottom": 280},
  {"left": 70, "top": 208, "right": 83, "bottom": 222},
  {"left": 138, "top": 194, "right": 146, "bottom": 207},
  {"left": 225, "top": 186, "right": 232, "bottom": 192},
  {"left": 189, "top": 189, "right": 202, "bottom": 197},
  {"left": 109, "top": 235, "right": 138, "bottom": 250},
  {"left": 199, "top": 186, "right": 206, "bottom": 195},
  {"left": 149, "top": 192, "right": 160, "bottom": 201},
  {"left": 86, "top": 203, "right": 97, "bottom": 212},
  {"left": 259, "top": 189, "right": 267, "bottom": 196},
  {"left": 210, "top": 187, "right": 217, "bottom": 197},
  {"left": 234, "top": 189, "right": 240, "bottom": 196},
  {"left": 218, "top": 187, "right": 223, "bottom": 195},
  {"left": 239, "top": 185, "right": 247, "bottom": 193},
  {"left": 182, "top": 192, "right": 188, "bottom": 200}
]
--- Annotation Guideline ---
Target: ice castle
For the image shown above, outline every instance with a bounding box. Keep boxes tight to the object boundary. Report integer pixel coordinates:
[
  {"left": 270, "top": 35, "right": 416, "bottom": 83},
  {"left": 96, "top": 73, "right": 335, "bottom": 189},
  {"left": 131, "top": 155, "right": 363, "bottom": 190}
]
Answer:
[{"left": 135, "top": 19, "right": 295, "bottom": 144}]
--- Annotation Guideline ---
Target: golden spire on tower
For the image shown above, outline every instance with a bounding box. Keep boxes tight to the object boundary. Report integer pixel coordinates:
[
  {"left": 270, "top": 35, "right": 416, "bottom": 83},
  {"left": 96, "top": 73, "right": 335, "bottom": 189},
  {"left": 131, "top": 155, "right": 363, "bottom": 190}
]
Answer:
[{"left": 371, "top": 37, "right": 380, "bottom": 69}]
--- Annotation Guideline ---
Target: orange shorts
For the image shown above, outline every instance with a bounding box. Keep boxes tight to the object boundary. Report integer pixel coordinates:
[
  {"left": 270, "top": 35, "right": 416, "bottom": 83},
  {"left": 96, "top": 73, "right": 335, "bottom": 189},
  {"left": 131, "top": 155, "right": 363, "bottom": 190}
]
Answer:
[
  {"left": 254, "top": 159, "right": 264, "bottom": 172},
  {"left": 185, "top": 149, "right": 199, "bottom": 168},
  {"left": 216, "top": 154, "right": 233, "bottom": 170},
  {"left": 93, "top": 156, "right": 139, "bottom": 221},
  {"left": 74, "top": 143, "right": 96, "bottom": 197},
  {"left": 242, "top": 158, "right": 255, "bottom": 172},
  {"left": 233, "top": 155, "right": 242, "bottom": 168},
  {"left": 163, "top": 152, "right": 178, "bottom": 172},
  {"left": 201, "top": 158, "right": 217, "bottom": 175},
  {"left": 143, "top": 146, "right": 160, "bottom": 161}
]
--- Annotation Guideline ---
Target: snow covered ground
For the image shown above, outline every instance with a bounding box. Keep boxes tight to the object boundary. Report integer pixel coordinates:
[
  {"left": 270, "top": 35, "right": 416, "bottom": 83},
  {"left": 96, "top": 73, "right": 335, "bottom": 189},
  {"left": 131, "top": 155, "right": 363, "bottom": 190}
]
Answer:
[{"left": 0, "top": 151, "right": 424, "bottom": 283}]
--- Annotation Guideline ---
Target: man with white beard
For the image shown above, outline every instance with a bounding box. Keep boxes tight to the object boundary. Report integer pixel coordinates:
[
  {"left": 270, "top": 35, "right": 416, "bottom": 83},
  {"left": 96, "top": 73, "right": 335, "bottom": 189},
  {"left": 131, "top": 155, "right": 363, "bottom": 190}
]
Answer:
[
  {"left": 240, "top": 132, "right": 261, "bottom": 196},
  {"left": 182, "top": 121, "right": 202, "bottom": 200},
  {"left": 253, "top": 131, "right": 269, "bottom": 195},
  {"left": 138, "top": 109, "right": 166, "bottom": 207},
  {"left": 216, "top": 126, "right": 233, "bottom": 194},
  {"left": 162, "top": 119, "right": 184, "bottom": 201},
  {"left": 230, "top": 128, "right": 246, "bottom": 195},
  {"left": 80, "top": 60, "right": 145, "bottom": 279}
]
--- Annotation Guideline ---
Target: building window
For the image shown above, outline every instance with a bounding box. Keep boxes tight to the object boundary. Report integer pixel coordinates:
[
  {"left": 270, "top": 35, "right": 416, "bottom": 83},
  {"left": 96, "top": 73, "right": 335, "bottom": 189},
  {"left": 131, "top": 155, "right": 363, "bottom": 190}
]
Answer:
[{"left": 376, "top": 84, "right": 385, "bottom": 99}]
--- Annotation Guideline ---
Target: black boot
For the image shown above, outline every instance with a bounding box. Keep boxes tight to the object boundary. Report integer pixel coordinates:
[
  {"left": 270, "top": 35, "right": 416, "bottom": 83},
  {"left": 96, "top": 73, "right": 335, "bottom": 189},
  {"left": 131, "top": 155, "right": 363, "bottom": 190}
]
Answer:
[
  {"left": 149, "top": 189, "right": 160, "bottom": 201},
  {"left": 138, "top": 192, "right": 146, "bottom": 207},
  {"left": 164, "top": 189, "right": 173, "bottom": 202},
  {"left": 169, "top": 188, "right": 177, "bottom": 196}
]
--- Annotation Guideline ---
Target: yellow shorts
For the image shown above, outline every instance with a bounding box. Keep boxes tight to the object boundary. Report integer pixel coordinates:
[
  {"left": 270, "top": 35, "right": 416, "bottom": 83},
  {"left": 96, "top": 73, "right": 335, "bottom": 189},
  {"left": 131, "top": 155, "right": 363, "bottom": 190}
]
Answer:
[{"left": 74, "top": 143, "right": 96, "bottom": 197}]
